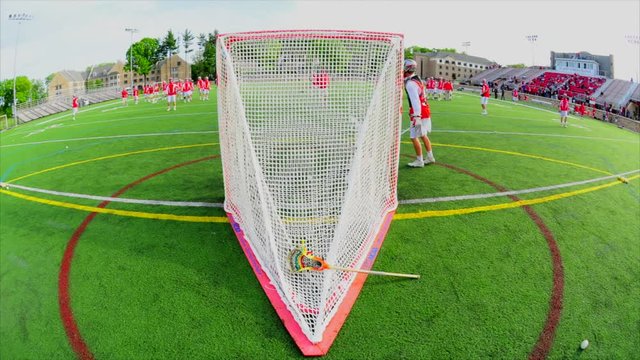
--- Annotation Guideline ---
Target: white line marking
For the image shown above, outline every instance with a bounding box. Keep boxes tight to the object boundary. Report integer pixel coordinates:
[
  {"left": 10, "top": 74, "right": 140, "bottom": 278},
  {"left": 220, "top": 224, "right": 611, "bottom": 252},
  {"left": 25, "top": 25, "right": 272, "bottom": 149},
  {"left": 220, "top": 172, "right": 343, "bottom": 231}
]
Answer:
[
  {"left": 398, "top": 169, "right": 639, "bottom": 205},
  {"left": 0, "top": 182, "right": 224, "bottom": 208},
  {"left": 3, "top": 169, "right": 636, "bottom": 208},
  {"left": 427, "top": 129, "right": 636, "bottom": 143},
  {"left": 1, "top": 130, "right": 217, "bottom": 148}
]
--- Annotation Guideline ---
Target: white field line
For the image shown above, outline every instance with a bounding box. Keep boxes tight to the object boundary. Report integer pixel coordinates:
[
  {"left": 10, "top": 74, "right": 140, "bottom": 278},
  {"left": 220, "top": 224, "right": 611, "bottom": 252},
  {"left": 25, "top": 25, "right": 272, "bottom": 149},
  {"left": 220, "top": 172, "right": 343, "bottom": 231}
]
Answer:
[
  {"left": 428, "top": 129, "right": 636, "bottom": 143},
  {"left": 0, "top": 130, "right": 217, "bottom": 148},
  {"left": 398, "top": 169, "right": 639, "bottom": 205},
  {"left": 0, "top": 182, "right": 224, "bottom": 208},
  {"left": 2, "top": 169, "right": 636, "bottom": 208}
]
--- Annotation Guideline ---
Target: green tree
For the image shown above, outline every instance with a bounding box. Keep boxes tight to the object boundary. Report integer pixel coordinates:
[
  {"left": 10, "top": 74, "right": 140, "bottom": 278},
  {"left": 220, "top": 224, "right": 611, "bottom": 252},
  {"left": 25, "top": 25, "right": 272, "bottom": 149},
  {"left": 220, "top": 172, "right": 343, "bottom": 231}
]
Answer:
[
  {"left": 506, "top": 63, "right": 526, "bottom": 68},
  {"left": 125, "top": 38, "right": 160, "bottom": 82},
  {"left": 404, "top": 46, "right": 457, "bottom": 59},
  {"left": 182, "top": 29, "right": 194, "bottom": 62},
  {"left": 0, "top": 76, "right": 33, "bottom": 116},
  {"left": 191, "top": 30, "right": 218, "bottom": 80}
]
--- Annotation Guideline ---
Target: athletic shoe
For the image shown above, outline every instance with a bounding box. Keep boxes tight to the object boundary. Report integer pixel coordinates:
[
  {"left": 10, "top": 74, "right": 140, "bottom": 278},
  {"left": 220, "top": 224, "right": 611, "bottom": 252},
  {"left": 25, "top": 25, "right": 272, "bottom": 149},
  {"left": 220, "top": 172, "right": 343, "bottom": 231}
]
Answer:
[
  {"left": 425, "top": 156, "right": 436, "bottom": 164},
  {"left": 408, "top": 159, "right": 424, "bottom": 168}
]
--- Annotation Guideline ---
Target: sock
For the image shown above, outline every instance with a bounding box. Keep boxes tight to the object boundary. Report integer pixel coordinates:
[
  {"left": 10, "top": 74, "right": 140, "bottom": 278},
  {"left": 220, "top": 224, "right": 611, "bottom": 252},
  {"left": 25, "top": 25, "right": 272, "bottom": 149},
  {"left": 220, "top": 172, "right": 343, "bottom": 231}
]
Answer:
[{"left": 427, "top": 151, "right": 433, "bottom": 159}]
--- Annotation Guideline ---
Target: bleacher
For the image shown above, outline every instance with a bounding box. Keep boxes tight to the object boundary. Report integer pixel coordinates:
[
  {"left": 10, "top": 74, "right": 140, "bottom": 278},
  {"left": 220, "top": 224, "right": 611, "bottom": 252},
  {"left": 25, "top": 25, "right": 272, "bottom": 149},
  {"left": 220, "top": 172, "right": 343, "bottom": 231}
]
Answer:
[
  {"left": 594, "top": 80, "right": 635, "bottom": 107},
  {"left": 16, "top": 86, "right": 120, "bottom": 123}
]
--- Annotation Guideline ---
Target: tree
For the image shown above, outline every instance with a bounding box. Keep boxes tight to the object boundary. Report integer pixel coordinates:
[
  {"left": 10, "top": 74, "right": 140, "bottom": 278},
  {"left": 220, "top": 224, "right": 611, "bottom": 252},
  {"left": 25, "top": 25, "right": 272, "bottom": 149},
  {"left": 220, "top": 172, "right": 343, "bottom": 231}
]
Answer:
[
  {"left": 0, "top": 76, "right": 36, "bottom": 116},
  {"left": 506, "top": 63, "right": 526, "bottom": 68},
  {"left": 125, "top": 37, "right": 160, "bottom": 82},
  {"left": 182, "top": 29, "right": 194, "bottom": 62},
  {"left": 404, "top": 46, "right": 457, "bottom": 59},
  {"left": 191, "top": 30, "right": 218, "bottom": 80}
]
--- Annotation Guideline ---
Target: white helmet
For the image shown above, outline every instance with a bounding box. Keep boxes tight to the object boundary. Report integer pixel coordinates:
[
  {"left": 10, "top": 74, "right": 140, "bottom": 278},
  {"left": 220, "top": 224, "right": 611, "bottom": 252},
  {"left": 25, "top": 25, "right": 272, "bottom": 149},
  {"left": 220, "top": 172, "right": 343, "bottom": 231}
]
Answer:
[{"left": 404, "top": 59, "right": 417, "bottom": 73}]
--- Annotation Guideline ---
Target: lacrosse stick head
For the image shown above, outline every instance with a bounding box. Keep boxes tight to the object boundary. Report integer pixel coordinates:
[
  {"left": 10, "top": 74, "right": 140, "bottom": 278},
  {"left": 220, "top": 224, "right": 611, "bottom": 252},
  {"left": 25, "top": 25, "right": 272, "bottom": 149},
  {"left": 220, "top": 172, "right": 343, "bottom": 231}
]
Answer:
[{"left": 288, "top": 242, "right": 329, "bottom": 272}]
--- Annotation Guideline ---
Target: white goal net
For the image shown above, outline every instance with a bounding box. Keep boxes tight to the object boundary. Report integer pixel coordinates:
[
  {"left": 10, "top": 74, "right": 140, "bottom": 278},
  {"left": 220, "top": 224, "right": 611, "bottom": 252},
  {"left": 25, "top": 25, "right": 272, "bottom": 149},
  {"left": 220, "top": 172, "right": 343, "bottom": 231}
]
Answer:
[{"left": 217, "top": 30, "right": 403, "bottom": 345}]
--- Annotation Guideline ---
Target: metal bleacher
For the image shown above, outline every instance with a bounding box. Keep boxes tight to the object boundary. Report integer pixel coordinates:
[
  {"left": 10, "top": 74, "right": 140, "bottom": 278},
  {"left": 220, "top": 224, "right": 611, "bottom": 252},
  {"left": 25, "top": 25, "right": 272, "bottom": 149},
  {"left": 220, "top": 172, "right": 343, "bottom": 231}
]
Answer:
[
  {"left": 594, "top": 79, "right": 635, "bottom": 107},
  {"left": 16, "top": 86, "right": 119, "bottom": 124}
]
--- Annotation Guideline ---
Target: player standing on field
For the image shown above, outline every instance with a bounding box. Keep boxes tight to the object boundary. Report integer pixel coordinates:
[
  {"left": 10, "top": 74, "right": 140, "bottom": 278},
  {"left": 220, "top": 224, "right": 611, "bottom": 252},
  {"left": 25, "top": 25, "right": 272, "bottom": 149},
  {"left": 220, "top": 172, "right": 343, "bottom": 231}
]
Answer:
[
  {"left": 72, "top": 95, "right": 79, "bottom": 120},
  {"left": 480, "top": 79, "right": 490, "bottom": 115},
  {"left": 167, "top": 78, "right": 178, "bottom": 111},
  {"left": 559, "top": 95, "right": 570, "bottom": 127},
  {"left": 203, "top": 76, "right": 211, "bottom": 100},
  {"left": 404, "top": 59, "right": 435, "bottom": 168},
  {"left": 133, "top": 87, "right": 139, "bottom": 105},
  {"left": 121, "top": 88, "right": 128, "bottom": 106}
]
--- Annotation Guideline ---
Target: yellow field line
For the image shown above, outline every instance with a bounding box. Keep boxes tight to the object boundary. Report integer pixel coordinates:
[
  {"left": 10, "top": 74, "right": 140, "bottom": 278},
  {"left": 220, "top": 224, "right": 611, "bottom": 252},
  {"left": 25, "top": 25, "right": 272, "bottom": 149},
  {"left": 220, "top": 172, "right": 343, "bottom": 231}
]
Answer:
[
  {"left": 0, "top": 189, "right": 229, "bottom": 223},
  {"left": 393, "top": 175, "right": 638, "bottom": 220},
  {"left": 400, "top": 141, "right": 614, "bottom": 176},
  {"left": 2, "top": 175, "right": 636, "bottom": 223},
  {"left": 6, "top": 143, "right": 217, "bottom": 183}
]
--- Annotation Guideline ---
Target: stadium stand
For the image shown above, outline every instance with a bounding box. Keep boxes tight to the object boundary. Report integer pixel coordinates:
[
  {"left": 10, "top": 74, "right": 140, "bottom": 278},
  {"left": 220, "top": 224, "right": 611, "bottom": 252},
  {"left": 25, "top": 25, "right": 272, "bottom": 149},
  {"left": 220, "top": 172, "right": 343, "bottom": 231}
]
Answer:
[{"left": 15, "top": 86, "right": 120, "bottom": 123}]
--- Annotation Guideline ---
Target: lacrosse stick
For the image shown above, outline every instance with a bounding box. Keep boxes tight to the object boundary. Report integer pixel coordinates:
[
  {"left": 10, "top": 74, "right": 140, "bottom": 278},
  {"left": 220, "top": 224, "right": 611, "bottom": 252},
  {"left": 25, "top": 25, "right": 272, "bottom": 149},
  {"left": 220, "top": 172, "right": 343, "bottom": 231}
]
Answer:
[{"left": 288, "top": 242, "right": 420, "bottom": 279}]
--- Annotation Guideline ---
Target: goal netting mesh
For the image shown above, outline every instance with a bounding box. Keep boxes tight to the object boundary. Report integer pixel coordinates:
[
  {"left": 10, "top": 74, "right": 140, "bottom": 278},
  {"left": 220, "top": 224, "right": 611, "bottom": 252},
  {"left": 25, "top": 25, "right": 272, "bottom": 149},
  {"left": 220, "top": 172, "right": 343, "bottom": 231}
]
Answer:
[{"left": 217, "top": 30, "right": 403, "bottom": 344}]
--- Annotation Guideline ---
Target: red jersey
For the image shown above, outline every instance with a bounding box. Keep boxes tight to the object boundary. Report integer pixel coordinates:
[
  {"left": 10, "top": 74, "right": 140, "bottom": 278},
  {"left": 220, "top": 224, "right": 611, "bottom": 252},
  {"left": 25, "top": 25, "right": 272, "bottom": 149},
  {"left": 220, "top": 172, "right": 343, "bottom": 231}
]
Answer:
[
  {"left": 72, "top": 97, "right": 79, "bottom": 108},
  {"left": 121, "top": 89, "right": 128, "bottom": 98},
  {"left": 405, "top": 75, "right": 431, "bottom": 119},
  {"left": 133, "top": 88, "right": 138, "bottom": 97},
  {"left": 197, "top": 79, "right": 204, "bottom": 89},
  {"left": 312, "top": 72, "right": 330, "bottom": 89},
  {"left": 167, "top": 82, "right": 177, "bottom": 96},
  {"left": 481, "top": 83, "right": 490, "bottom": 97},
  {"left": 204, "top": 79, "right": 210, "bottom": 90},
  {"left": 559, "top": 98, "right": 570, "bottom": 111},
  {"left": 443, "top": 81, "right": 453, "bottom": 91}
]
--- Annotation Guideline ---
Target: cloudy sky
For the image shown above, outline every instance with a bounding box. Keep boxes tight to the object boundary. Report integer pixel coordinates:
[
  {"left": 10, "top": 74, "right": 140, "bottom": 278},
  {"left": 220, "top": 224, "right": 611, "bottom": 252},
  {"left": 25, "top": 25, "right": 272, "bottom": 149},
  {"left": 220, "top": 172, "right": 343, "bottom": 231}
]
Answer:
[{"left": 1, "top": 0, "right": 638, "bottom": 81}]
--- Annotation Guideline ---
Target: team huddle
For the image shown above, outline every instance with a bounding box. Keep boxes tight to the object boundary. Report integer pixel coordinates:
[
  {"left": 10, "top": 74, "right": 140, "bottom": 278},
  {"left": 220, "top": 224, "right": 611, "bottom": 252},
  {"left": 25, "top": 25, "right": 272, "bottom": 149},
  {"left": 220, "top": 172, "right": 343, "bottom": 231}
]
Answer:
[{"left": 119, "top": 76, "right": 212, "bottom": 111}]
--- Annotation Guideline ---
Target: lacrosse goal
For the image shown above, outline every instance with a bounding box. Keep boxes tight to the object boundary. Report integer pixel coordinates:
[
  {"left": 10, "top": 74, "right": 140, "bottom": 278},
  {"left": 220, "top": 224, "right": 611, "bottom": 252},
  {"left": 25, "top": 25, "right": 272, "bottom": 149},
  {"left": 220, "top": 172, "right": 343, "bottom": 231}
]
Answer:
[{"left": 217, "top": 30, "right": 404, "bottom": 355}]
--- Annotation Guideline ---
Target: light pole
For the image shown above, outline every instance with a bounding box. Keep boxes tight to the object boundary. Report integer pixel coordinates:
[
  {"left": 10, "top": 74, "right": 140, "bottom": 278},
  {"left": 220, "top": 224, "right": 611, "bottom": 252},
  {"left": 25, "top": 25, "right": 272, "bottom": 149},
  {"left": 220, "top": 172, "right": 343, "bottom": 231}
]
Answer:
[
  {"left": 461, "top": 41, "right": 471, "bottom": 54},
  {"left": 625, "top": 35, "right": 639, "bottom": 82},
  {"left": 124, "top": 28, "right": 139, "bottom": 89},
  {"left": 526, "top": 35, "right": 538, "bottom": 67},
  {"left": 8, "top": 13, "right": 33, "bottom": 119}
]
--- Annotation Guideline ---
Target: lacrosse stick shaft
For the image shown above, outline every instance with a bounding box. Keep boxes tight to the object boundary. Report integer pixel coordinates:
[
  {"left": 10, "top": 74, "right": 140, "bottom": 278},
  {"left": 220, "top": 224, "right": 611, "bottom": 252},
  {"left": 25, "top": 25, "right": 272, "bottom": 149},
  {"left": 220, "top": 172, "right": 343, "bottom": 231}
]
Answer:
[{"left": 331, "top": 266, "right": 420, "bottom": 279}]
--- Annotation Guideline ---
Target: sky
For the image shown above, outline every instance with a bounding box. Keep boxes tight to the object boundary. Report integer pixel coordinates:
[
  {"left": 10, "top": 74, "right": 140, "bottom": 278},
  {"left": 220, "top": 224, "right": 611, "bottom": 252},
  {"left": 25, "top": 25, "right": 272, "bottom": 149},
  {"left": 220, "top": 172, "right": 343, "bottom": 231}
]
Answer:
[{"left": 1, "top": 0, "right": 639, "bottom": 82}]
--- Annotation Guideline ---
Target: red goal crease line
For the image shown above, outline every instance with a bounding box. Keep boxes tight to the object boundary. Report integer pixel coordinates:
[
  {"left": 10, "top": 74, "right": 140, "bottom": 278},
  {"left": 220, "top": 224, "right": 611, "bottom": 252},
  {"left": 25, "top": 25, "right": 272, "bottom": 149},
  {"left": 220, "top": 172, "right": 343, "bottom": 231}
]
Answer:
[{"left": 227, "top": 210, "right": 396, "bottom": 356}]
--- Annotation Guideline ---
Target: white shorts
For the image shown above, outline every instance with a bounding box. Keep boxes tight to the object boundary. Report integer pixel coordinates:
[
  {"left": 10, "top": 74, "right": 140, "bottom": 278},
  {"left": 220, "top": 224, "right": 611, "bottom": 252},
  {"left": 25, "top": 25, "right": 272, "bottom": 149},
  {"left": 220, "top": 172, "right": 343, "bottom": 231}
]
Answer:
[
  {"left": 167, "top": 95, "right": 176, "bottom": 102},
  {"left": 481, "top": 96, "right": 489, "bottom": 105},
  {"left": 512, "top": 96, "right": 518, "bottom": 101},
  {"left": 560, "top": 110, "right": 568, "bottom": 117},
  {"left": 203, "top": 89, "right": 210, "bottom": 94},
  {"left": 73, "top": 107, "right": 78, "bottom": 115},
  {"left": 410, "top": 117, "right": 431, "bottom": 138}
]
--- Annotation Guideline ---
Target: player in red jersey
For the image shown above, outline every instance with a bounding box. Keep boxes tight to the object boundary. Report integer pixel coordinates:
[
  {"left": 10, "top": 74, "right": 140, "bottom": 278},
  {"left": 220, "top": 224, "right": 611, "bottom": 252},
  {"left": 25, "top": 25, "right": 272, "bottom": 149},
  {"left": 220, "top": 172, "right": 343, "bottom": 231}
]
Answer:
[
  {"left": 512, "top": 87, "right": 519, "bottom": 102},
  {"left": 72, "top": 95, "right": 79, "bottom": 120},
  {"left": 404, "top": 59, "right": 435, "bottom": 168},
  {"left": 133, "top": 87, "right": 139, "bottom": 105},
  {"left": 121, "top": 88, "right": 128, "bottom": 106},
  {"left": 197, "top": 76, "right": 204, "bottom": 100},
  {"left": 443, "top": 80, "right": 454, "bottom": 101},
  {"left": 203, "top": 76, "right": 211, "bottom": 100},
  {"left": 559, "top": 95, "right": 570, "bottom": 127},
  {"left": 167, "top": 78, "right": 178, "bottom": 111},
  {"left": 480, "top": 79, "right": 490, "bottom": 115}
]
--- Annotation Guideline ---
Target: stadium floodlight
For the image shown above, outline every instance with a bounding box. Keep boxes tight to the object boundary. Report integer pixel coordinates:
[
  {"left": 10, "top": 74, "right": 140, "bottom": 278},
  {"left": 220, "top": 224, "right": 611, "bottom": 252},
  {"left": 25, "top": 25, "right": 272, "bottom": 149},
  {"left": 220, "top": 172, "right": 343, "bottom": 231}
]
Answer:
[
  {"left": 217, "top": 30, "right": 404, "bottom": 356},
  {"left": 626, "top": 35, "right": 640, "bottom": 82},
  {"left": 461, "top": 41, "right": 471, "bottom": 54},
  {"left": 526, "top": 34, "right": 538, "bottom": 66},
  {"left": 8, "top": 12, "right": 33, "bottom": 120},
  {"left": 125, "top": 28, "right": 139, "bottom": 89}
]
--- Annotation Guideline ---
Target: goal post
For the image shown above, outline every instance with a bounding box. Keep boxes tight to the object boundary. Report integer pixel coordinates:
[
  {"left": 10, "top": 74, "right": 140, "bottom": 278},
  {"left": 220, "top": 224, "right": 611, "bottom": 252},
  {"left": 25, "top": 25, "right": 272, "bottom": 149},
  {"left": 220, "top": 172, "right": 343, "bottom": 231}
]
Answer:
[{"left": 217, "top": 30, "right": 404, "bottom": 355}]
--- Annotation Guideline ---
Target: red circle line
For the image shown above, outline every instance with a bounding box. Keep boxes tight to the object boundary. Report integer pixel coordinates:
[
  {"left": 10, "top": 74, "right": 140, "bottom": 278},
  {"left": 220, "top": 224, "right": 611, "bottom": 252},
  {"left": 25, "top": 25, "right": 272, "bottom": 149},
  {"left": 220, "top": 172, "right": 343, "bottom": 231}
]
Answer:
[{"left": 59, "top": 155, "right": 217, "bottom": 360}]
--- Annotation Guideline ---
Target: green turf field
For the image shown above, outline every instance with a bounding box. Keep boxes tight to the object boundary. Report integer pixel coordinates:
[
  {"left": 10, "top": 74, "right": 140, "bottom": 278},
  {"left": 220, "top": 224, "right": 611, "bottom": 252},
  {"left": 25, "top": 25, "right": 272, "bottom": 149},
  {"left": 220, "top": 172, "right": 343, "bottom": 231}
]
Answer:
[{"left": 1, "top": 90, "right": 638, "bottom": 359}]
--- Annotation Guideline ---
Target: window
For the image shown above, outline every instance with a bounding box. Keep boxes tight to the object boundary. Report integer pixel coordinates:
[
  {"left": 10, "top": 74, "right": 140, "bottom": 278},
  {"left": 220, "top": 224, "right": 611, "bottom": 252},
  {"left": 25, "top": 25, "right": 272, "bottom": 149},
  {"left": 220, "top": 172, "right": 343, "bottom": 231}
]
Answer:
[
  {"left": 177, "top": 62, "right": 181, "bottom": 66},
  {"left": 439, "top": 72, "right": 442, "bottom": 75},
  {"left": 445, "top": 60, "right": 449, "bottom": 64},
  {"left": 439, "top": 60, "right": 442, "bottom": 63},
  {"left": 445, "top": 66, "right": 449, "bottom": 70},
  {"left": 124, "top": 80, "right": 128, "bottom": 84},
  {"left": 463, "top": 63, "right": 467, "bottom": 66},
  {"left": 458, "top": 62, "right": 461, "bottom": 65},
  {"left": 445, "top": 72, "right": 448, "bottom": 76}
]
